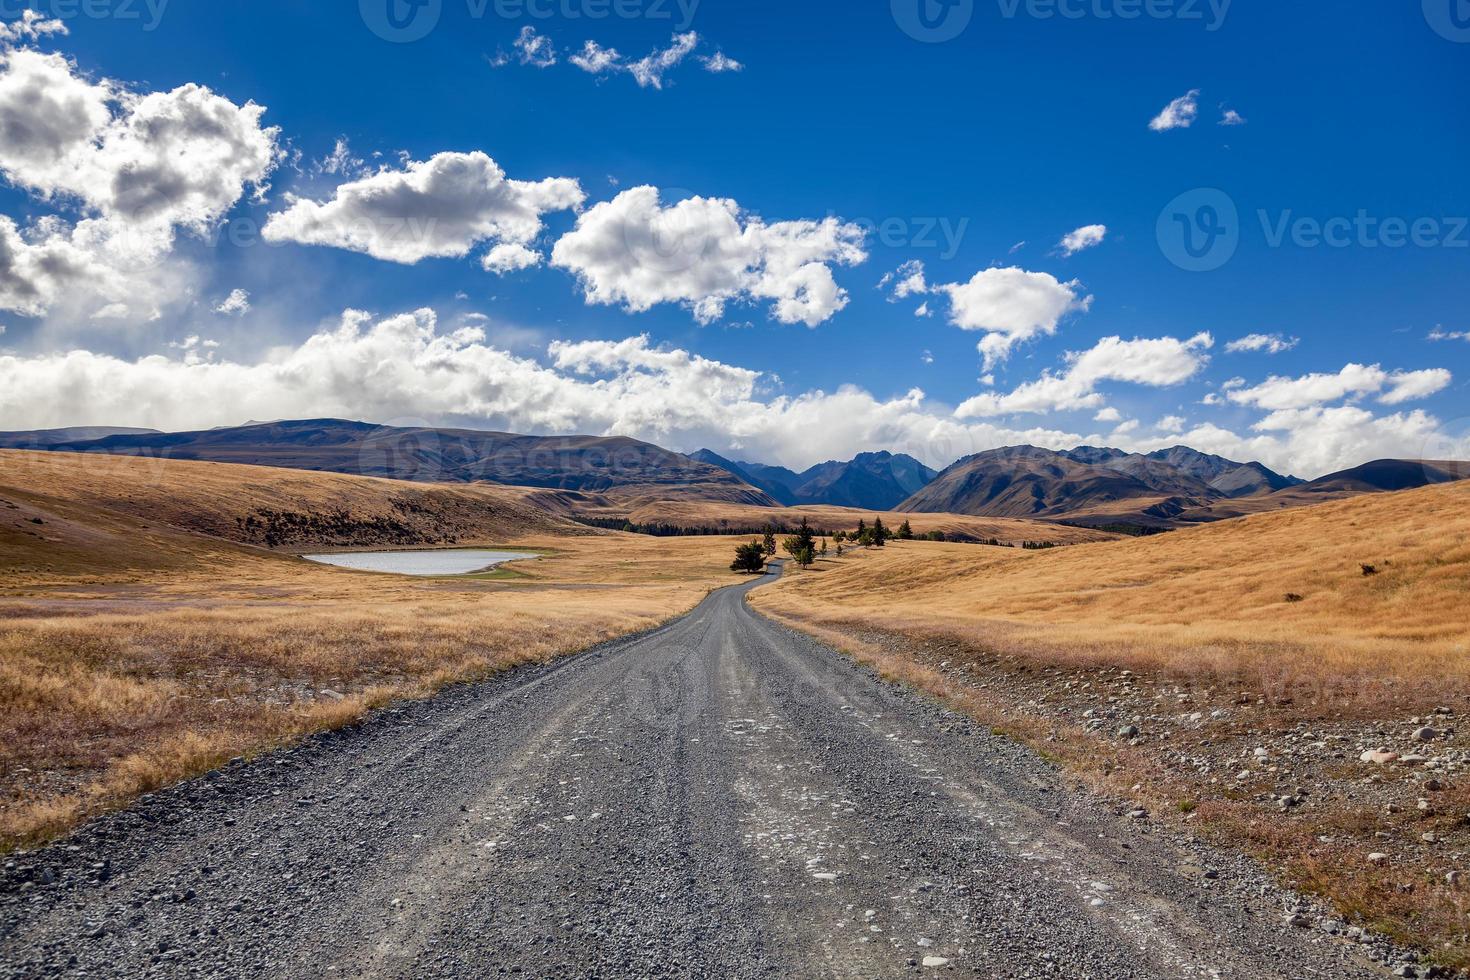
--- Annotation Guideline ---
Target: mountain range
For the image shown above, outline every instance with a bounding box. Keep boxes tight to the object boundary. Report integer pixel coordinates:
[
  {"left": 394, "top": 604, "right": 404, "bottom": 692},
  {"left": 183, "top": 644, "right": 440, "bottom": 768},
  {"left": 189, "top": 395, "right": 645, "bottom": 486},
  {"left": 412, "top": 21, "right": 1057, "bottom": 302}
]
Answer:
[
  {"left": 689, "top": 450, "right": 938, "bottom": 511},
  {"left": 2, "top": 420, "right": 1465, "bottom": 530}
]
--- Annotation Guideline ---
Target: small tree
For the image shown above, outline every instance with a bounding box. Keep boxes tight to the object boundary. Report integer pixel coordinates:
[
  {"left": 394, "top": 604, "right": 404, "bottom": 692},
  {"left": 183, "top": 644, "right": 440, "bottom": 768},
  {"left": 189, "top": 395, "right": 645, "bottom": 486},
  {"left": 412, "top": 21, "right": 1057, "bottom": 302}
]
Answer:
[
  {"left": 897, "top": 519, "right": 913, "bottom": 541},
  {"left": 762, "top": 529, "right": 777, "bottom": 557},
  {"left": 835, "top": 542, "right": 845, "bottom": 557},
  {"left": 855, "top": 518, "right": 867, "bottom": 540},
  {"left": 731, "top": 539, "right": 767, "bottom": 574},
  {"left": 819, "top": 538, "right": 828, "bottom": 557},
  {"left": 872, "top": 516, "right": 889, "bottom": 548},
  {"left": 782, "top": 517, "right": 818, "bottom": 568}
]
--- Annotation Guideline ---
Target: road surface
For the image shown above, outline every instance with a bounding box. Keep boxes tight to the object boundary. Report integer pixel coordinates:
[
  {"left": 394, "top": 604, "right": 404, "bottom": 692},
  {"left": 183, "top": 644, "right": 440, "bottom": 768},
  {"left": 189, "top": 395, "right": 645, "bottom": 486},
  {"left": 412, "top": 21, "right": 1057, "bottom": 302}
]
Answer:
[{"left": 1, "top": 567, "right": 1389, "bottom": 978}]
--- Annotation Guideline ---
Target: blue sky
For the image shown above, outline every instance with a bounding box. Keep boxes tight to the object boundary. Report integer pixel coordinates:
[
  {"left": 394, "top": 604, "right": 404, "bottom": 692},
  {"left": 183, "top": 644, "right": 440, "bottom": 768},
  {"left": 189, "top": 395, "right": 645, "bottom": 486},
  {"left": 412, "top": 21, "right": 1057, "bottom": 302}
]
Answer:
[{"left": 0, "top": 0, "right": 1467, "bottom": 476}]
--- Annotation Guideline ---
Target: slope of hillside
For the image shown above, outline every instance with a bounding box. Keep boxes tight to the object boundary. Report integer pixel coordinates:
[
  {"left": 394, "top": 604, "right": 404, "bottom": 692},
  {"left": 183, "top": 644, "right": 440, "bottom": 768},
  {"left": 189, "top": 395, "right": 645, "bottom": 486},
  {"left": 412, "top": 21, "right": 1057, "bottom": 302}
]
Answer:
[
  {"left": 0, "top": 451, "right": 738, "bottom": 847},
  {"left": 897, "top": 446, "right": 1182, "bottom": 522},
  {"left": 0, "top": 426, "right": 161, "bottom": 447},
  {"left": 763, "top": 479, "right": 1470, "bottom": 676},
  {"left": 900, "top": 445, "right": 1456, "bottom": 529},
  {"left": 754, "top": 481, "right": 1470, "bottom": 965},
  {"left": 0, "top": 449, "right": 587, "bottom": 554},
  {"left": 692, "top": 449, "right": 938, "bottom": 509},
  {"left": 4, "top": 420, "right": 775, "bottom": 505}
]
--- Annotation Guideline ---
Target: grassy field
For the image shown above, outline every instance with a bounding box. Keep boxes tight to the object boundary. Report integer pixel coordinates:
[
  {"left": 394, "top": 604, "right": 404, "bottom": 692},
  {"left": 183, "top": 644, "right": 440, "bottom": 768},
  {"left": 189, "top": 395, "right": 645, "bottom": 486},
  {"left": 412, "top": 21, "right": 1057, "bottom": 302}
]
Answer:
[
  {"left": 752, "top": 480, "right": 1470, "bottom": 965},
  {"left": 0, "top": 451, "right": 735, "bottom": 849},
  {"left": 753, "top": 480, "right": 1470, "bottom": 695}
]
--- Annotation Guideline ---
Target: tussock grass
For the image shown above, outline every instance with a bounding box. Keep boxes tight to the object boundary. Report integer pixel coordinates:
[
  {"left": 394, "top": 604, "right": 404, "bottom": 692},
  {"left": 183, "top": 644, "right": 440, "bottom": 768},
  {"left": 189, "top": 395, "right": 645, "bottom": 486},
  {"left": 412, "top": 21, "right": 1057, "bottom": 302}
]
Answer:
[
  {"left": 754, "top": 481, "right": 1470, "bottom": 702},
  {"left": 0, "top": 451, "right": 735, "bottom": 849}
]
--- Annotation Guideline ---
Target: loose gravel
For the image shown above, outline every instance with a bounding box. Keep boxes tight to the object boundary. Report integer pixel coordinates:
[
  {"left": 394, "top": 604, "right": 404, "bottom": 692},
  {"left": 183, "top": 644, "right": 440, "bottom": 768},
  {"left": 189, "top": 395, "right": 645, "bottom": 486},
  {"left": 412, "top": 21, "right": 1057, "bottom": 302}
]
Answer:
[{"left": 0, "top": 569, "right": 1396, "bottom": 978}]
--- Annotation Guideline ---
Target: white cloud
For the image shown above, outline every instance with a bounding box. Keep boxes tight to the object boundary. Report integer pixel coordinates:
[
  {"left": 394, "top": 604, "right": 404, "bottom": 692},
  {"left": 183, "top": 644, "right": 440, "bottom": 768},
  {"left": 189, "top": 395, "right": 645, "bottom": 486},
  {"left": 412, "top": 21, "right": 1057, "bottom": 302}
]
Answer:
[
  {"left": 929, "top": 265, "right": 1093, "bottom": 370},
  {"left": 262, "top": 151, "right": 583, "bottom": 265},
  {"left": 1227, "top": 363, "right": 1452, "bottom": 411},
  {"left": 1381, "top": 368, "right": 1454, "bottom": 405},
  {"left": 1057, "top": 224, "right": 1107, "bottom": 256},
  {"left": 1093, "top": 407, "right": 1122, "bottom": 423},
  {"left": 1162, "top": 407, "right": 1462, "bottom": 480},
  {"left": 214, "top": 288, "right": 251, "bottom": 316},
  {"left": 1157, "top": 414, "right": 1186, "bottom": 433},
  {"left": 569, "top": 40, "right": 622, "bottom": 74},
  {"left": 315, "top": 137, "right": 365, "bottom": 178},
  {"left": 0, "top": 47, "right": 278, "bottom": 323},
  {"left": 0, "top": 308, "right": 1094, "bottom": 472},
  {"left": 955, "top": 332, "right": 1212, "bottom": 418},
  {"left": 568, "top": 32, "right": 708, "bottom": 89},
  {"left": 2, "top": 308, "right": 1464, "bottom": 479},
  {"left": 1220, "top": 108, "right": 1247, "bottom": 126},
  {"left": 914, "top": 301, "right": 932, "bottom": 318},
  {"left": 879, "top": 259, "right": 928, "bottom": 300},
  {"left": 628, "top": 32, "right": 699, "bottom": 88},
  {"left": 549, "top": 185, "right": 867, "bottom": 327},
  {"left": 0, "top": 11, "right": 67, "bottom": 44},
  {"left": 514, "top": 26, "right": 557, "bottom": 68},
  {"left": 481, "top": 241, "right": 542, "bottom": 275},
  {"left": 701, "top": 52, "right": 743, "bottom": 73},
  {"left": 1225, "top": 332, "right": 1299, "bottom": 355},
  {"left": 1150, "top": 89, "right": 1200, "bottom": 131},
  {"left": 1429, "top": 327, "right": 1469, "bottom": 343}
]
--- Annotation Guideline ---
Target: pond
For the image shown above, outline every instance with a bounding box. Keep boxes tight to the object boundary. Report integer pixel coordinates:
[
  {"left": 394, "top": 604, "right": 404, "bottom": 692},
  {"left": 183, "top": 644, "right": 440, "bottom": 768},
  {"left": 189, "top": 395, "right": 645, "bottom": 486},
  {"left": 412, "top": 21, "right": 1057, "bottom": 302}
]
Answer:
[{"left": 300, "top": 549, "right": 540, "bottom": 577}]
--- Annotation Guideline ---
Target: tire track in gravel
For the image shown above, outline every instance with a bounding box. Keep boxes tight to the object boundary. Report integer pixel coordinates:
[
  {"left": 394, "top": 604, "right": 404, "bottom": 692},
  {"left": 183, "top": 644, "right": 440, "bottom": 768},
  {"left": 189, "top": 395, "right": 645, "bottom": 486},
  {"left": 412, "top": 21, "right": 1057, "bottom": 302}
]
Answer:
[{"left": 1, "top": 566, "right": 1393, "bottom": 979}]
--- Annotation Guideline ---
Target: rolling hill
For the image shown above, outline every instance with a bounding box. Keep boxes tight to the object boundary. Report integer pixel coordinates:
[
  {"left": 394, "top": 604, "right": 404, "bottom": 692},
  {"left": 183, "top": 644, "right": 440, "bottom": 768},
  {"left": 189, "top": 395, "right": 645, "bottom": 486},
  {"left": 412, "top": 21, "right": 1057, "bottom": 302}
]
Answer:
[
  {"left": 690, "top": 449, "right": 938, "bottom": 509},
  {"left": 894, "top": 445, "right": 1459, "bottom": 530},
  {"left": 2, "top": 419, "right": 776, "bottom": 506}
]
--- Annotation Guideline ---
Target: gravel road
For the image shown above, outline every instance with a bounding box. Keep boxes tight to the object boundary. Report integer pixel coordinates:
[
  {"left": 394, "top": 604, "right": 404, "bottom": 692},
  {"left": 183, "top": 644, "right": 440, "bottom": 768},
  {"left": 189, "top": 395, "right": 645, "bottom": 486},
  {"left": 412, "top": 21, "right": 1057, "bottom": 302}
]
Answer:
[{"left": 1, "top": 567, "right": 1394, "bottom": 979}]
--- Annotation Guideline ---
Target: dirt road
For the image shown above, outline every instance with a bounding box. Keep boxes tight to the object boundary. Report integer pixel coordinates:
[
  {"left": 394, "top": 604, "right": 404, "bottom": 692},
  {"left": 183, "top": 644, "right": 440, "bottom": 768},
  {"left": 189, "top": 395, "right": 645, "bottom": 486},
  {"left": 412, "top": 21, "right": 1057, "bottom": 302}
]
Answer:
[{"left": 0, "top": 568, "right": 1390, "bottom": 978}]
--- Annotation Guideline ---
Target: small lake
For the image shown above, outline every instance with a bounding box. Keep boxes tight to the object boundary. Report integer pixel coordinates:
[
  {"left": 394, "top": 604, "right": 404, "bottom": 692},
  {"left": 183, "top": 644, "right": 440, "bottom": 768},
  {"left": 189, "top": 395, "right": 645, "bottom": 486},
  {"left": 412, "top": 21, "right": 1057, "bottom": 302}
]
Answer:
[{"left": 300, "top": 550, "right": 540, "bottom": 577}]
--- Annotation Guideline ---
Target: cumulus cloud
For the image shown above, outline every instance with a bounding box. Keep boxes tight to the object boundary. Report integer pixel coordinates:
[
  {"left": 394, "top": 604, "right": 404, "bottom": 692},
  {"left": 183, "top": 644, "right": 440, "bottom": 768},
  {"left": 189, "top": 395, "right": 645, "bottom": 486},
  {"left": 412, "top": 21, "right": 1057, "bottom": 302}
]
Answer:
[
  {"left": 1150, "top": 89, "right": 1200, "bottom": 131},
  {"left": 955, "top": 332, "right": 1212, "bottom": 418},
  {"left": 1227, "top": 363, "right": 1452, "bottom": 411},
  {"left": 1094, "top": 407, "right": 1122, "bottom": 423},
  {"left": 0, "top": 46, "right": 278, "bottom": 322},
  {"left": 1225, "top": 332, "right": 1299, "bottom": 355},
  {"left": 550, "top": 185, "right": 867, "bottom": 327},
  {"left": 1220, "top": 108, "right": 1247, "bottom": 126},
  {"left": 0, "top": 11, "right": 67, "bottom": 44},
  {"left": 924, "top": 265, "right": 1093, "bottom": 370},
  {"left": 0, "top": 307, "right": 1094, "bottom": 471},
  {"left": 1057, "top": 224, "right": 1107, "bottom": 256},
  {"left": 481, "top": 241, "right": 542, "bottom": 275},
  {"left": 2, "top": 308, "right": 1464, "bottom": 479},
  {"left": 1157, "top": 414, "right": 1186, "bottom": 433},
  {"left": 262, "top": 151, "right": 583, "bottom": 265},
  {"left": 214, "top": 289, "right": 251, "bottom": 316}
]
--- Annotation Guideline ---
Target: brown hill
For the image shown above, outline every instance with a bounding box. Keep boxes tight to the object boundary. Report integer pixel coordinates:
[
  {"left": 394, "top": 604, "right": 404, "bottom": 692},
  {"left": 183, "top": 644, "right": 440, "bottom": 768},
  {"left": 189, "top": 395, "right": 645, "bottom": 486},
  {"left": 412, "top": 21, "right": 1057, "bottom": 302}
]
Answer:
[{"left": 0, "top": 448, "right": 587, "bottom": 558}]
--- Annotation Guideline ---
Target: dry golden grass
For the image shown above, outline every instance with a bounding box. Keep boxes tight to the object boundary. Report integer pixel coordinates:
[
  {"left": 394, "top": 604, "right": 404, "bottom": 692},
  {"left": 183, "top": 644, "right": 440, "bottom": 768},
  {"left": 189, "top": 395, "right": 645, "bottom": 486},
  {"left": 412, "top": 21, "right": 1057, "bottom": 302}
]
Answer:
[
  {"left": 754, "top": 481, "right": 1470, "bottom": 965},
  {"left": 582, "top": 498, "right": 1118, "bottom": 545},
  {"left": 754, "top": 481, "right": 1470, "bottom": 698},
  {"left": 0, "top": 452, "right": 738, "bottom": 849}
]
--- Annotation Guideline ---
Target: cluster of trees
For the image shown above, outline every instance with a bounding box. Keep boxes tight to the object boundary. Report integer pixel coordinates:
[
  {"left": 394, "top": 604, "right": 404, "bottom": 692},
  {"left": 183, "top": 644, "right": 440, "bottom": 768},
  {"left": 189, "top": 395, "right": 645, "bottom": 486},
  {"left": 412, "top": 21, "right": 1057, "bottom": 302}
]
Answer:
[
  {"left": 731, "top": 518, "right": 832, "bottom": 573},
  {"left": 832, "top": 516, "right": 897, "bottom": 548}
]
